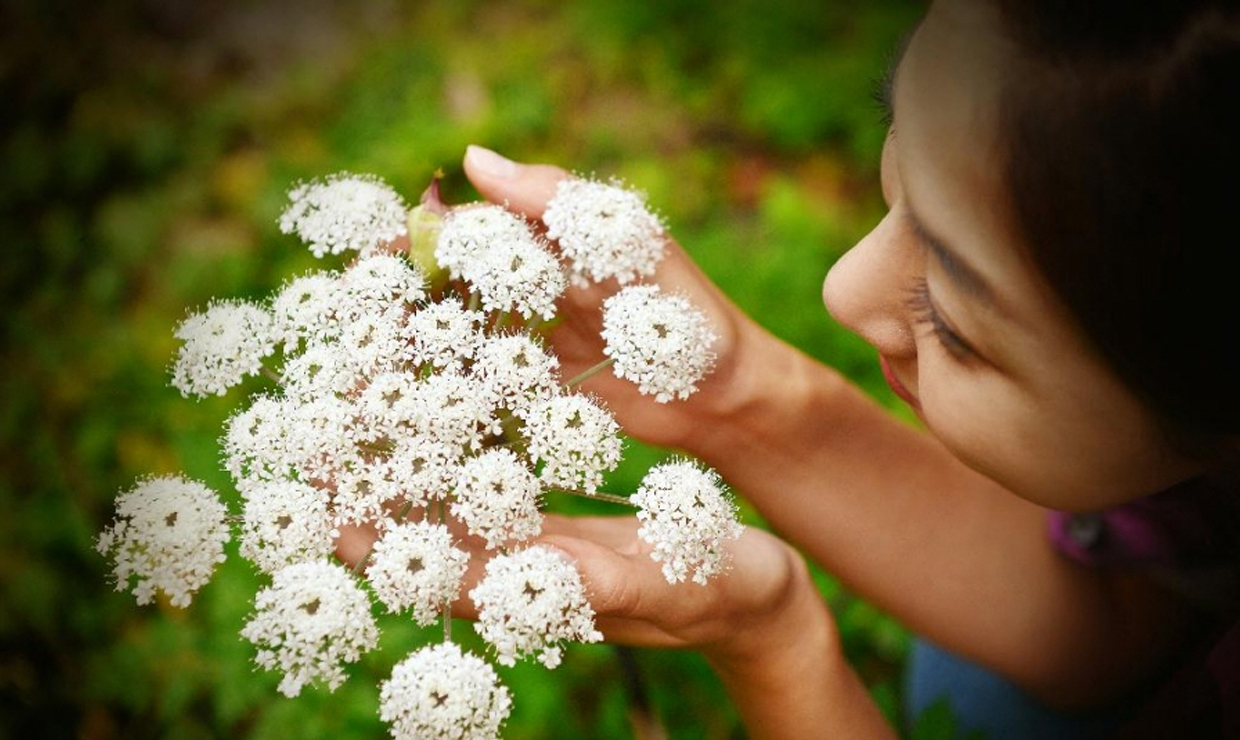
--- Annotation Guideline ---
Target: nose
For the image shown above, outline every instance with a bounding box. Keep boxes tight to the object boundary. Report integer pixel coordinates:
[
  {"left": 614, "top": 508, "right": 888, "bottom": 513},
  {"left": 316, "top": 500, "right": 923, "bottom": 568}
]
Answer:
[{"left": 822, "top": 209, "right": 918, "bottom": 358}]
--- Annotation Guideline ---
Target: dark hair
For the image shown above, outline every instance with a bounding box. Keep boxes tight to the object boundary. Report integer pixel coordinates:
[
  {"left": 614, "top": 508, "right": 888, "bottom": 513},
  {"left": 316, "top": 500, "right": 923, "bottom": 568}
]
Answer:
[{"left": 992, "top": 1, "right": 1240, "bottom": 454}]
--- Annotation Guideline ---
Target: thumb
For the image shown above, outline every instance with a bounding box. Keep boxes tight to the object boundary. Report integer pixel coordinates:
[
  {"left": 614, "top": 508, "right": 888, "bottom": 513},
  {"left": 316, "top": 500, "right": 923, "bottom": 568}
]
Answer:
[
  {"left": 462, "top": 145, "right": 572, "bottom": 220},
  {"left": 536, "top": 533, "right": 657, "bottom": 620}
]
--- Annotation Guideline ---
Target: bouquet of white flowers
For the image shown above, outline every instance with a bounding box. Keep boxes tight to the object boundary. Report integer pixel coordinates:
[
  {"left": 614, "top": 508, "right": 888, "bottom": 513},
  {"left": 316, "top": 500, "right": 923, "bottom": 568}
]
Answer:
[{"left": 97, "top": 167, "right": 744, "bottom": 739}]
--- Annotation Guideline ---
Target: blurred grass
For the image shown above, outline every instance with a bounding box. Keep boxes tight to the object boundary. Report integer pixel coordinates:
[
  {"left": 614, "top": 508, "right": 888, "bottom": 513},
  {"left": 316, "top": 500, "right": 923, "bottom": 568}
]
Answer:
[{"left": 1, "top": 1, "right": 930, "bottom": 738}]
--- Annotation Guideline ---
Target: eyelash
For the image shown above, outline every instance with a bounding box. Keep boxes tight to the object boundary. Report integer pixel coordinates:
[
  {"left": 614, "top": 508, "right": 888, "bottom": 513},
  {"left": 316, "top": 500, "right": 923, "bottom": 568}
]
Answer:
[
  {"left": 906, "top": 278, "right": 974, "bottom": 360},
  {"left": 869, "top": 72, "right": 894, "bottom": 127}
]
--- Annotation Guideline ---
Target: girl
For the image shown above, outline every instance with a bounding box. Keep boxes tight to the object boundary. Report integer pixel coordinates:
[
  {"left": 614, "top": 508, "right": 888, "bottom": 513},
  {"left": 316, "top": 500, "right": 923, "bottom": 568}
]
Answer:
[{"left": 453, "top": 0, "right": 1240, "bottom": 736}]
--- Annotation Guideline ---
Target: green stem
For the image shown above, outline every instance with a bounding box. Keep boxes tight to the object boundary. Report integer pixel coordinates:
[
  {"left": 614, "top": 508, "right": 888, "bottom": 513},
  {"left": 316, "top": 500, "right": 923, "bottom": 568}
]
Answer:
[
  {"left": 260, "top": 363, "right": 284, "bottom": 385},
  {"left": 565, "top": 357, "right": 616, "bottom": 388},
  {"left": 550, "top": 487, "right": 634, "bottom": 507},
  {"left": 350, "top": 549, "right": 372, "bottom": 576}
]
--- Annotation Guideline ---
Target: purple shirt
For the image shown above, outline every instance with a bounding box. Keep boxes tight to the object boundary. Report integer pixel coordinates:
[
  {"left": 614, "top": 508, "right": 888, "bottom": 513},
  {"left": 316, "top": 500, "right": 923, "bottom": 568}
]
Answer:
[{"left": 1047, "top": 478, "right": 1240, "bottom": 737}]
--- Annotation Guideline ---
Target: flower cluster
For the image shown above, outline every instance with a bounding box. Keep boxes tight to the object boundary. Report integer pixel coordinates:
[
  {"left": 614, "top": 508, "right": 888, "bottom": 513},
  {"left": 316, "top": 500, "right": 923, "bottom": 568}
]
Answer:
[{"left": 98, "top": 169, "right": 743, "bottom": 740}]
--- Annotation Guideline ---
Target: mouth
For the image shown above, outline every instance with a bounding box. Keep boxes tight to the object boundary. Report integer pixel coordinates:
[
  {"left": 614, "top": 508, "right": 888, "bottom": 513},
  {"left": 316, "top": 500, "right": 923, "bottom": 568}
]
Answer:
[{"left": 879, "top": 355, "right": 920, "bottom": 410}]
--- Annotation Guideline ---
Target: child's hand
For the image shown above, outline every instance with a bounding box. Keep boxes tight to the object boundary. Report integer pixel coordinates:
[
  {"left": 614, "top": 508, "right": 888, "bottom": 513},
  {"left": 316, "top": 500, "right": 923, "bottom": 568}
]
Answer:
[{"left": 462, "top": 146, "right": 774, "bottom": 453}]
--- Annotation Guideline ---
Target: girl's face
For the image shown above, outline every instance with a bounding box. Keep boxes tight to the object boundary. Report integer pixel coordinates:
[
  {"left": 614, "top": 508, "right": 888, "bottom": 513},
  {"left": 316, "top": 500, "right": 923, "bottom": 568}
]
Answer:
[{"left": 822, "top": 0, "right": 1200, "bottom": 512}]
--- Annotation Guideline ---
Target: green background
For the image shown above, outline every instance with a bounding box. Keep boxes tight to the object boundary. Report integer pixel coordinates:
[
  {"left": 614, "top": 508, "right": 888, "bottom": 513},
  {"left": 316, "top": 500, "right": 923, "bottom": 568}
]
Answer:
[{"left": 0, "top": 1, "right": 985, "bottom": 738}]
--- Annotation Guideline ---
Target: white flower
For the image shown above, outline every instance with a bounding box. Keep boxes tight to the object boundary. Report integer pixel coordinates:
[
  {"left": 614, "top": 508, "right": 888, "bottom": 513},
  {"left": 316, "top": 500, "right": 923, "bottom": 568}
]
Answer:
[
  {"left": 451, "top": 448, "right": 543, "bottom": 549},
  {"left": 240, "top": 561, "right": 379, "bottom": 697},
  {"left": 435, "top": 204, "right": 533, "bottom": 277},
  {"left": 333, "top": 303, "right": 413, "bottom": 382},
  {"left": 281, "top": 395, "right": 361, "bottom": 486},
  {"left": 542, "top": 177, "right": 665, "bottom": 287},
  {"left": 631, "top": 460, "right": 743, "bottom": 584},
  {"left": 339, "top": 253, "right": 426, "bottom": 320},
  {"left": 354, "top": 370, "right": 424, "bottom": 441},
  {"left": 473, "top": 237, "right": 566, "bottom": 320},
  {"left": 470, "top": 333, "right": 560, "bottom": 412},
  {"left": 469, "top": 547, "right": 602, "bottom": 668},
  {"left": 387, "top": 435, "right": 464, "bottom": 504},
  {"left": 221, "top": 394, "right": 360, "bottom": 496},
  {"left": 379, "top": 643, "right": 512, "bottom": 740},
  {"left": 365, "top": 521, "right": 468, "bottom": 624},
  {"left": 437, "top": 204, "right": 565, "bottom": 320},
  {"left": 239, "top": 480, "right": 336, "bottom": 574},
  {"left": 330, "top": 457, "right": 400, "bottom": 528},
  {"left": 170, "top": 299, "right": 275, "bottom": 398},
  {"left": 404, "top": 372, "right": 497, "bottom": 452},
  {"left": 278, "top": 339, "right": 361, "bottom": 402},
  {"left": 404, "top": 300, "right": 485, "bottom": 371},
  {"left": 279, "top": 172, "right": 409, "bottom": 258},
  {"left": 269, "top": 269, "right": 343, "bottom": 350},
  {"left": 222, "top": 394, "right": 299, "bottom": 489},
  {"left": 96, "top": 475, "right": 230, "bottom": 608},
  {"left": 600, "top": 284, "right": 717, "bottom": 402},
  {"left": 520, "top": 393, "right": 623, "bottom": 493}
]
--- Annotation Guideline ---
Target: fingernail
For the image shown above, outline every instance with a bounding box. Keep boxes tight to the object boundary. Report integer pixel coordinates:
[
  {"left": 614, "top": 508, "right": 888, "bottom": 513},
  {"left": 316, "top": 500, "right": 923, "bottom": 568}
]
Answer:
[{"left": 466, "top": 144, "right": 518, "bottom": 179}]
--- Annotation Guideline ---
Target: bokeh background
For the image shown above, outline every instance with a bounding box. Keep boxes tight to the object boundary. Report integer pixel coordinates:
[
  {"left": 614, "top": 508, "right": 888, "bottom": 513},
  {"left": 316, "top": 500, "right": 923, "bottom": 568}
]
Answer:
[{"left": 0, "top": 1, "right": 959, "bottom": 738}]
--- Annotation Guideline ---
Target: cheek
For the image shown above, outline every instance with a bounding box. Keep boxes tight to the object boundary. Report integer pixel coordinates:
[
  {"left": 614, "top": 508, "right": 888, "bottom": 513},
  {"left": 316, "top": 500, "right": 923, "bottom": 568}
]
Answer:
[{"left": 917, "top": 371, "right": 1044, "bottom": 499}]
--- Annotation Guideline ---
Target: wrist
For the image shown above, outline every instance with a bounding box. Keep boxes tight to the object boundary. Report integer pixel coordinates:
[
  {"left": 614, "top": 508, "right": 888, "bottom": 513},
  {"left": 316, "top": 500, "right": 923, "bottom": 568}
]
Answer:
[
  {"left": 702, "top": 546, "right": 837, "bottom": 673},
  {"left": 678, "top": 317, "right": 851, "bottom": 460},
  {"left": 701, "top": 553, "right": 897, "bottom": 740}
]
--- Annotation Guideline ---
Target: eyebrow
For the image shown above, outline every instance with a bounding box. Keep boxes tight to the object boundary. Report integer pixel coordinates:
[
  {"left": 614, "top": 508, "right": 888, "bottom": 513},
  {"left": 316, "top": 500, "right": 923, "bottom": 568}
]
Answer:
[{"left": 904, "top": 207, "right": 996, "bottom": 306}]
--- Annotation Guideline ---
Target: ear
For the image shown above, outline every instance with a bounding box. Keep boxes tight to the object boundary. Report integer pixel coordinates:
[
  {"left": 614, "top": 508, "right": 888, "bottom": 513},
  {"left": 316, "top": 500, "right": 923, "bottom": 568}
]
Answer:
[{"left": 462, "top": 145, "right": 573, "bottom": 220}]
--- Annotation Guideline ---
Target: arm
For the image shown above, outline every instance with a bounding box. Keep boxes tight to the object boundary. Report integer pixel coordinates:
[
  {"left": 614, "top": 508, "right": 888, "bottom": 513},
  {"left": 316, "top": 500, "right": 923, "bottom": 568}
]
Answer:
[{"left": 463, "top": 147, "right": 1202, "bottom": 708}]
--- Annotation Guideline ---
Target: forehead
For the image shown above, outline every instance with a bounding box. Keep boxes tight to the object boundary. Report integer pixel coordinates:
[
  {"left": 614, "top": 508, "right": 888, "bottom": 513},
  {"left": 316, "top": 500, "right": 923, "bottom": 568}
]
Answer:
[
  {"left": 896, "top": 2, "right": 1056, "bottom": 314},
  {"left": 897, "top": 0, "right": 1010, "bottom": 239}
]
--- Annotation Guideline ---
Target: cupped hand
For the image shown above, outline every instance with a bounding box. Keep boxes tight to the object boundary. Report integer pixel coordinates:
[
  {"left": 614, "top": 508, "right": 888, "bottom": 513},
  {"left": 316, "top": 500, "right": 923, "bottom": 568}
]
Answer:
[
  {"left": 527, "top": 513, "right": 827, "bottom": 663},
  {"left": 462, "top": 145, "right": 775, "bottom": 452}
]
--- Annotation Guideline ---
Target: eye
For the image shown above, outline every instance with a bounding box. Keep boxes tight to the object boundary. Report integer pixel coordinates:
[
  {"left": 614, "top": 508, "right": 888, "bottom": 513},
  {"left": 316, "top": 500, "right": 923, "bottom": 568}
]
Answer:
[{"left": 907, "top": 278, "right": 975, "bottom": 361}]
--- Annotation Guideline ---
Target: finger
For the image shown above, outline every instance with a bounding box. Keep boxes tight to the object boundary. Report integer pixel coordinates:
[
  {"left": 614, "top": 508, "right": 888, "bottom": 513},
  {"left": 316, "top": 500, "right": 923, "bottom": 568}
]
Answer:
[
  {"left": 462, "top": 145, "right": 571, "bottom": 219},
  {"left": 536, "top": 534, "right": 687, "bottom": 635},
  {"left": 538, "top": 513, "right": 647, "bottom": 553}
]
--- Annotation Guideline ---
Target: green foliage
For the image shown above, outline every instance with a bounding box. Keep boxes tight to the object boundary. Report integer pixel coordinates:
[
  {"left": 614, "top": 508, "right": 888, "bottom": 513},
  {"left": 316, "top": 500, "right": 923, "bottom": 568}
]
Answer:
[{"left": 2, "top": 0, "right": 940, "bottom": 738}]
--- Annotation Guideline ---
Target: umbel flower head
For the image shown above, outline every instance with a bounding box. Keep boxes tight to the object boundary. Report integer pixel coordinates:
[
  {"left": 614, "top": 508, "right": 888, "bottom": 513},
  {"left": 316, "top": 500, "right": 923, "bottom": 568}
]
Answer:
[
  {"left": 436, "top": 204, "right": 565, "bottom": 320},
  {"left": 379, "top": 642, "right": 513, "bottom": 740},
  {"left": 469, "top": 546, "right": 603, "bottom": 668},
  {"left": 279, "top": 172, "right": 409, "bottom": 258},
  {"left": 240, "top": 560, "right": 380, "bottom": 697},
  {"left": 542, "top": 177, "right": 665, "bottom": 287},
  {"left": 519, "top": 392, "right": 623, "bottom": 493},
  {"left": 600, "top": 284, "right": 718, "bottom": 403},
  {"left": 238, "top": 479, "right": 337, "bottom": 574},
  {"left": 631, "top": 460, "right": 745, "bottom": 585},
  {"left": 366, "top": 521, "right": 469, "bottom": 625},
  {"left": 451, "top": 448, "right": 544, "bottom": 549},
  {"left": 96, "top": 474, "right": 230, "bottom": 607},
  {"left": 171, "top": 298, "right": 275, "bottom": 398}
]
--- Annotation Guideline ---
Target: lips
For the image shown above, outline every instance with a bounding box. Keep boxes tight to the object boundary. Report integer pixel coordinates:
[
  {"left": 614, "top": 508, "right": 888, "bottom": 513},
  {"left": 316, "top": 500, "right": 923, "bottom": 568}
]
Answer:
[{"left": 879, "top": 355, "right": 920, "bottom": 410}]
